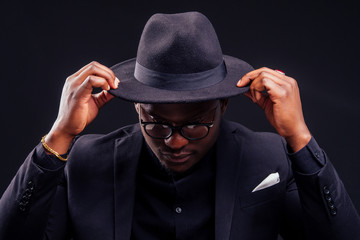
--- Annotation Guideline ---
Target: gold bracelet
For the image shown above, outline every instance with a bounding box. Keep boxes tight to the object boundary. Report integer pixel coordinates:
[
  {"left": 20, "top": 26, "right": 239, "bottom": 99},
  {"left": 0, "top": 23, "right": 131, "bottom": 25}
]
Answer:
[{"left": 41, "top": 135, "right": 68, "bottom": 161}]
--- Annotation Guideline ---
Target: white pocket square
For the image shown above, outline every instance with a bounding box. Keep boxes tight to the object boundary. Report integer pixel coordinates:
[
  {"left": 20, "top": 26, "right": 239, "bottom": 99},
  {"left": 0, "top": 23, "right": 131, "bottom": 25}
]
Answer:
[{"left": 252, "top": 172, "right": 280, "bottom": 192}]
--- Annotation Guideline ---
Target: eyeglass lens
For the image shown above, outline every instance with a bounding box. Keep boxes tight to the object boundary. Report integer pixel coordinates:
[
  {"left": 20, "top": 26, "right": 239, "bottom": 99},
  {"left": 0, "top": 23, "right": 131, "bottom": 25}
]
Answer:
[{"left": 144, "top": 124, "right": 209, "bottom": 139}]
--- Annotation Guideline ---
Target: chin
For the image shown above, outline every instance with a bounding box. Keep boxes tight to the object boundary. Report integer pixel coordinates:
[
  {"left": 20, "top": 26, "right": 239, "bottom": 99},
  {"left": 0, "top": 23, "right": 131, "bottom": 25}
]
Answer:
[
  {"left": 166, "top": 165, "right": 191, "bottom": 173},
  {"left": 162, "top": 158, "right": 198, "bottom": 173}
]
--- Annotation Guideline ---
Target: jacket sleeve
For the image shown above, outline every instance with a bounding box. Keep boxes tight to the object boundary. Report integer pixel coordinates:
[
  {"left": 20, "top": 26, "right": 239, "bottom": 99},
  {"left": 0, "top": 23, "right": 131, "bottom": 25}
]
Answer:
[
  {"left": 281, "top": 138, "right": 360, "bottom": 239},
  {"left": 0, "top": 142, "right": 71, "bottom": 240}
]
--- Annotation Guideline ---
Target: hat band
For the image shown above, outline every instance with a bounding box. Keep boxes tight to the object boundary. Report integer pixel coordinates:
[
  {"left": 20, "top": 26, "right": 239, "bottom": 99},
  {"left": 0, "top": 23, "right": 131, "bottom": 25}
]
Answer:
[{"left": 134, "top": 60, "right": 227, "bottom": 91}]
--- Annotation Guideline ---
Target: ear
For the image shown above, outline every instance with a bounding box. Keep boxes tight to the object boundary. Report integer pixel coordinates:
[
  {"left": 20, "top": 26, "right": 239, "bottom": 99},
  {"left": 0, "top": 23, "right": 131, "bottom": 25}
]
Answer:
[
  {"left": 219, "top": 98, "right": 229, "bottom": 115},
  {"left": 134, "top": 103, "right": 140, "bottom": 115}
]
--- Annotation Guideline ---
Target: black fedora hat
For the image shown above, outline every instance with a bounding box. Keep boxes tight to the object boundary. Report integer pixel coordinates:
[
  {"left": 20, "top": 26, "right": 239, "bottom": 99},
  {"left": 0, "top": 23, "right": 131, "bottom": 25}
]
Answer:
[{"left": 109, "top": 11, "right": 253, "bottom": 103}]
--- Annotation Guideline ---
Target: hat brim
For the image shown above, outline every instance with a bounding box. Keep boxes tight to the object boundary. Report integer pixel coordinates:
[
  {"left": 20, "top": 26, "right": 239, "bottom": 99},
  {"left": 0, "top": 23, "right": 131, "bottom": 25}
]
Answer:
[{"left": 108, "top": 55, "right": 253, "bottom": 103}]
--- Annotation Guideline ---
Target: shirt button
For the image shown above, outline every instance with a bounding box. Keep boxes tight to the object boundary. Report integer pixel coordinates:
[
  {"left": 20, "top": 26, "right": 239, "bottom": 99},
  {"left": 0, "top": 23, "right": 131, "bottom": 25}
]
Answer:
[
  {"left": 328, "top": 202, "right": 335, "bottom": 210},
  {"left": 323, "top": 186, "right": 330, "bottom": 195},
  {"left": 175, "top": 207, "right": 182, "bottom": 214},
  {"left": 330, "top": 209, "right": 337, "bottom": 216},
  {"left": 325, "top": 195, "right": 332, "bottom": 202},
  {"left": 27, "top": 181, "right": 34, "bottom": 187}
]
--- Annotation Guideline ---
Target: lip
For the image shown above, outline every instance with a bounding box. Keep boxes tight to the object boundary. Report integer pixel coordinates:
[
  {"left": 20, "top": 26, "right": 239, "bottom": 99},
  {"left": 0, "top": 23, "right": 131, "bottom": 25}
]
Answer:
[{"left": 163, "top": 153, "right": 192, "bottom": 163}]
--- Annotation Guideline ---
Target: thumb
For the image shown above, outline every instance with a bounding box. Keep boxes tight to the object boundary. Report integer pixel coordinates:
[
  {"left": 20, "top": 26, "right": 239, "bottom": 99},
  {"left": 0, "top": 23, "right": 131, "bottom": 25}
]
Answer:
[
  {"left": 93, "top": 90, "right": 115, "bottom": 109},
  {"left": 244, "top": 91, "right": 255, "bottom": 102}
]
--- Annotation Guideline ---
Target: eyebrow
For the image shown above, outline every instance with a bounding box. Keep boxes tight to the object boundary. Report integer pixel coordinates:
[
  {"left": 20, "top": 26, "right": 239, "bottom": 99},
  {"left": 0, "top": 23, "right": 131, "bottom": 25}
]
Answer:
[{"left": 145, "top": 106, "right": 216, "bottom": 123}]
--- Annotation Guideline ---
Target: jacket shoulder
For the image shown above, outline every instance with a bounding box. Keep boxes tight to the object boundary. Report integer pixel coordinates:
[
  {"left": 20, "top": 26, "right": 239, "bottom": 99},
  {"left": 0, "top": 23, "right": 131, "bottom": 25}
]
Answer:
[
  {"left": 223, "top": 119, "right": 284, "bottom": 145},
  {"left": 71, "top": 123, "right": 141, "bottom": 152},
  {"left": 65, "top": 123, "right": 141, "bottom": 170},
  {"left": 222, "top": 120, "right": 288, "bottom": 164}
]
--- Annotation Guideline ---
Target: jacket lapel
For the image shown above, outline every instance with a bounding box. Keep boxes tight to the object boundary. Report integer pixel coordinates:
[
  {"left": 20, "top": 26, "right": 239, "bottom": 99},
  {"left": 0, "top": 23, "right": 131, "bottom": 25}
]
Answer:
[
  {"left": 111, "top": 121, "right": 244, "bottom": 240},
  {"left": 113, "top": 126, "right": 143, "bottom": 240},
  {"left": 215, "top": 120, "right": 244, "bottom": 240}
]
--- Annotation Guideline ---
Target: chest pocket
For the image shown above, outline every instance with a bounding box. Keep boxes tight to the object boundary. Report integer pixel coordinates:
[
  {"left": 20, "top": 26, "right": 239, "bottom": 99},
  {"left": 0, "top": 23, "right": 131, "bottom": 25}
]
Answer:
[{"left": 239, "top": 179, "right": 286, "bottom": 209}]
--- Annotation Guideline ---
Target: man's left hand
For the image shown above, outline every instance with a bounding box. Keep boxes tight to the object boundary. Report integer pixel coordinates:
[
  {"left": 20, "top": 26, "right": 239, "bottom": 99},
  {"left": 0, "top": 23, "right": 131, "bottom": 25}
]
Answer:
[{"left": 237, "top": 67, "right": 311, "bottom": 152}]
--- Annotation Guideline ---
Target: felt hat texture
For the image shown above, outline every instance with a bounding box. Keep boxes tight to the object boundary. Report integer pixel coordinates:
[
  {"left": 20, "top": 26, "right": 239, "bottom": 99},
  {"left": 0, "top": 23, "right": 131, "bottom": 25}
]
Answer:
[{"left": 109, "top": 11, "right": 253, "bottom": 103}]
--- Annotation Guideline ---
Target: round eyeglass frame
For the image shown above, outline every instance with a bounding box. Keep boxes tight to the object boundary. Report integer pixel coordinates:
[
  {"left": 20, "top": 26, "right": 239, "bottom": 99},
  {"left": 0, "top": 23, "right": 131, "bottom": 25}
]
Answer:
[{"left": 139, "top": 105, "right": 217, "bottom": 140}]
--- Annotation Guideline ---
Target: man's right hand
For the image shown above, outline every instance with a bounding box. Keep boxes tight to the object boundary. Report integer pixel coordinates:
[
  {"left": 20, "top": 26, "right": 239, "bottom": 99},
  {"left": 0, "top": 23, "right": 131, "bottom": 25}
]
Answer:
[{"left": 44, "top": 61, "right": 119, "bottom": 155}]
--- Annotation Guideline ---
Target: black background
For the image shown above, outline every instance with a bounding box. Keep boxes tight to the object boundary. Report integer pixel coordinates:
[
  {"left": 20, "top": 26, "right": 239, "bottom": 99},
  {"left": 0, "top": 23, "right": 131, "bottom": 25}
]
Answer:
[{"left": 1, "top": 0, "right": 359, "bottom": 214}]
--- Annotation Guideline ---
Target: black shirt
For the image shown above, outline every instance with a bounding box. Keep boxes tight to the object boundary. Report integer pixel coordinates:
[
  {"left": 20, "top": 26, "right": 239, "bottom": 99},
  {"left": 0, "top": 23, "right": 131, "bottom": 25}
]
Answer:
[{"left": 131, "top": 143, "right": 216, "bottom": 240}]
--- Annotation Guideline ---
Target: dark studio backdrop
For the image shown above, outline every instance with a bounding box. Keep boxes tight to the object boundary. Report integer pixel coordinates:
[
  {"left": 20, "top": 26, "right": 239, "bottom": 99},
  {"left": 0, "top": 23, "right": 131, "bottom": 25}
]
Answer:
[{"left": 1, "top": 0, "right": 359, "bottom": 215}]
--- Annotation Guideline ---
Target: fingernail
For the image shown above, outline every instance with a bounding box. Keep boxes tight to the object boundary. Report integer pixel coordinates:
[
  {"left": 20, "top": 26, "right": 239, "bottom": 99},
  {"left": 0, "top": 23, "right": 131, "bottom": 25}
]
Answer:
[
  {"left": 236, "top": 79, "right": 242, "bottom": 86},
  {"left": 115, "top": 77, "right": 120, "bottom": 88}
]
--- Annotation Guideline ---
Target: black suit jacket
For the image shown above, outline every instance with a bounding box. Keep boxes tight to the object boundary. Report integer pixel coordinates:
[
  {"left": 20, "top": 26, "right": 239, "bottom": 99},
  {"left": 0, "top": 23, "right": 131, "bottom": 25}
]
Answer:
[{"left": 1, "top": 120, "right": 359, "bottom": 239}]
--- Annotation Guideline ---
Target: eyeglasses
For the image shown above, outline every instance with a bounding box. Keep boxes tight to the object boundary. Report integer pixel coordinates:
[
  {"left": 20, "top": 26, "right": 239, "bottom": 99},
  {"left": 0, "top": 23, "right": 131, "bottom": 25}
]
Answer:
[{"left": 140, "top": 105, "right": 217, "bottom": 140}]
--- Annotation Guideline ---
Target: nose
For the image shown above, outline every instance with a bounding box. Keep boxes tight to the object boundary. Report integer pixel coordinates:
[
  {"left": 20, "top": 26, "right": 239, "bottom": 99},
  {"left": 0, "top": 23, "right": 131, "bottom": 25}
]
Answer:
[{"left": 164, "top": 131, "right": 189, "bottom": 150}]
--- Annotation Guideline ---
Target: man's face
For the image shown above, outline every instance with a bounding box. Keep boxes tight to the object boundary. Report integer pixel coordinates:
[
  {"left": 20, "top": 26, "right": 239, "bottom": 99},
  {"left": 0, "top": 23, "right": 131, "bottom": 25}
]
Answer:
[{"left": 135, "top": 100, "right": 227, "bottom": 173}]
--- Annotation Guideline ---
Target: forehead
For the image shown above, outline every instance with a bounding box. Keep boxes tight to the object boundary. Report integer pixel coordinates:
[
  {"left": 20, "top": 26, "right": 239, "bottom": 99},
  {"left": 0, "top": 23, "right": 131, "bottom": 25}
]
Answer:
[{"left": 141, "top": 100, "right": 218, "bottom": 122}]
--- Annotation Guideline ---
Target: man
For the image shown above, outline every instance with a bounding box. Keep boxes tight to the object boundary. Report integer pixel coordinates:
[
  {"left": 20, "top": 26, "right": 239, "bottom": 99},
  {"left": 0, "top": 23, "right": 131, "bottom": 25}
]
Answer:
[{"left": 0, "top": 11, "right": 359, "bottom": 240}]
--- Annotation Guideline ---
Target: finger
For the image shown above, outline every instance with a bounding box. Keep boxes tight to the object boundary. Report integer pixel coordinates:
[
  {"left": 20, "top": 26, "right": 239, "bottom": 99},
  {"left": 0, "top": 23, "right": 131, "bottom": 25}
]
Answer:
[
  {"left": 263, "top": 68, "right": 288, "bottom": 78},
  {"left": 250, "top": 84, "right": 263, "bottom": 103},
  {"left": 73, "top": 61, "right": 113, "bottom": 78},
  {"left": 250, "top": 76, "right": 283, "bottom": 103},
  {"left": 254, "top": 91, "right": 263, "bottom": 102},
  {"left": 252, "top": 71, "right": 290, "bottom": 88},
  {"left": 89, "top": 62, "right": 119, "bottom": 88},
  {"left": 74, "top": 61, "right": 119, "bottom": 89},
  {"left": 77, "top": 75, "right": 111, "bottom": 97},
  {"left": 93, "top": 90, "right": 115, "bottom": 109},
  {"left": 90, "top": 62, "right": 117, "bottom": 85},
  {"left": 245, "top": 88, "right": 270, "bottom": 112},
  {"left": 244, "top": 91, "right": 255, "bottom": 102},
  {"left": 274, "top": 69, "right": 285, "bottom": 75},
  {"left": 72, "top": 61, "right": 97, "bottom": 76},
  {"left": 77, "top": 64, "right": 117, "bottom": 89},
  {"left": 237, "top": 67, "right": 270, "bottom": 87},
  {"left": 237, "top": 67, "right": 287, "bottom": 87},
  {"left": 245, "top": 72, "right": 290, "bottom": 103}
]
